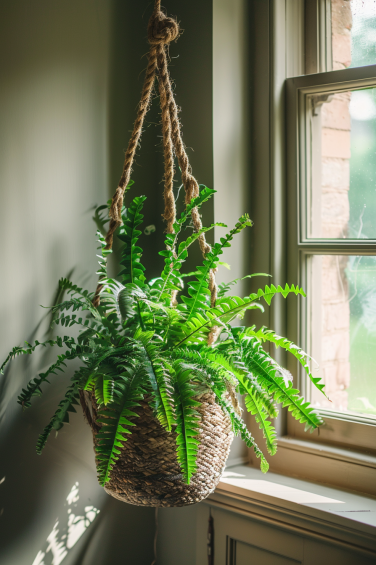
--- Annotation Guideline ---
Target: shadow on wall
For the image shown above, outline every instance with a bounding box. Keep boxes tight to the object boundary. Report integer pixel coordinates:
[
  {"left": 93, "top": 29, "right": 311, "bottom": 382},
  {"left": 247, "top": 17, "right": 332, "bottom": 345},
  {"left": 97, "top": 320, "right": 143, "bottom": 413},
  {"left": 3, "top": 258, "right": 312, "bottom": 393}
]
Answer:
[{"left": 0, "top": 300, "right": 155, "bottom": 565}]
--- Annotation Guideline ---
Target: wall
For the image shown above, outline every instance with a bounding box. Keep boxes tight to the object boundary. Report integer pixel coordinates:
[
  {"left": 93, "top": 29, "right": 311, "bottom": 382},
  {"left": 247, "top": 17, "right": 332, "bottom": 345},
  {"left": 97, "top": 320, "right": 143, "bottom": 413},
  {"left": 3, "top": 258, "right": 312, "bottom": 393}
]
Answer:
[
  {"left": 0, "top": 0, "right": 215, "bottom": 564},
  {"left": 0, "top": 2, "right": 131, "bottom": 564},
  {"left": 0, "top": 1, "right": 201, "bottom": 564}
]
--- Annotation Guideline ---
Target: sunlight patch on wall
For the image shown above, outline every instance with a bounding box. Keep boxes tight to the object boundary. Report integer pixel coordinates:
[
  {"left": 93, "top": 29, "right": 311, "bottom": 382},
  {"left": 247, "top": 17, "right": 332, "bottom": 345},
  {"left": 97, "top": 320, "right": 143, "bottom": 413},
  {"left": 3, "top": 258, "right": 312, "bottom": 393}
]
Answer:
[{"left": 32, "top": 482, "right": 100, "bottom": 565}]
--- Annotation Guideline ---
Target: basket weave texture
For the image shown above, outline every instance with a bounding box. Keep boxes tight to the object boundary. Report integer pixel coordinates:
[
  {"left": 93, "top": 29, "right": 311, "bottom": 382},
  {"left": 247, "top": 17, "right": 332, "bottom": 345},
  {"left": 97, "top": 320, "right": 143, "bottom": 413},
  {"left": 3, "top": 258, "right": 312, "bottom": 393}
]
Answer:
[{"left": 93, "top": 392, "right": 234, "bottom": 507}]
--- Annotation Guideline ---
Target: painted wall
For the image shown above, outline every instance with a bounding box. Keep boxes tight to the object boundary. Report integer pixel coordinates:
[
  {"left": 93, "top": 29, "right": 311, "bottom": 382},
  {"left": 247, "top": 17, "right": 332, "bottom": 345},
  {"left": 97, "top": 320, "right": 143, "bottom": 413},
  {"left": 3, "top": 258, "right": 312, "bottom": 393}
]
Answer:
[{"left": 0, "top": 0, "right": 214, "bottom": 564}]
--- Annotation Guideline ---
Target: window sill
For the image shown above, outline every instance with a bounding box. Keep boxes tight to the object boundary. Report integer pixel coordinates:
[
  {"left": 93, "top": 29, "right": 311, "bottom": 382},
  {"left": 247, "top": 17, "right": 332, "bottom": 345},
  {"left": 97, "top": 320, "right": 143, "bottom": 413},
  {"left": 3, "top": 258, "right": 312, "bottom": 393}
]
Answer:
[
  {"left": 254, "top": 436, "right": 376, "bottom": 497},
  {"left": 277, "top": 436, "right": 376, "bottom": 469},
  {"left": 207, "top": 464, "right": 376, "bottom": 559}
]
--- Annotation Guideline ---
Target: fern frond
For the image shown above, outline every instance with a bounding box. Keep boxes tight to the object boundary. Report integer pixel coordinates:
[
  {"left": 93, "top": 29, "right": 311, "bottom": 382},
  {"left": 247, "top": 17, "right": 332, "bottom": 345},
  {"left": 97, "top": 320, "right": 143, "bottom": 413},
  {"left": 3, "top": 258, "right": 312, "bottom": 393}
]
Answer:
[
  {"left": 217, "top": 273, "right": 271, "bottom": 299},
  {"left": 174, "top": 363, "right": 201, "bottom": 484},
  {"left": 17, "top": 341, "right": 85, "bottom": 408},
  {"left": 36, "top": 383, "right": 80, "bottom": 454},
  {"left": 221, "top": 395, "right": 269, "bottom": 472},
  {"left": 56, "top": 278, "right": 94, "bottom": 302},
  {"left": 100, "top": 280, "right": 147, "bottom": 323},
  {"left": 242, "top": 339, "right": 322, "bottom": 431},
  {"left": 136, "top": 330, "right": 176, "bottom": 431},
  {"left": 243, "top": 392, "right": 277, "bottom": 455},
  {"left": 117, "top": 196, "right": 146, "bottom": 287},
  {"left": 96, "top": 230, "right": 113, "bottom": 280},
  {"left": 242, "top": 325, "right": 326, "bottom": 397},
  {"left": 95, "top": 374, "right": 115, "bottom": 406},
  {"left": 181, "top": 215, "right": 253, "bottom": 320},
  {"left": 1, "top": 336, "right": 73, "bottom": 375},
  {"left": 249, "top": 283, "right": 306, "bottom": 306},
  {"left": 173, "top": 296, "right": 262, "bottom": 348},
  {"left": 206, "top": 350, "right": 278, "bottom": 419},
  {"left": 180, "top": 349, "right": 271, "bottom": 472},
  {"left": 170, "top": 348, "right": 229, "bottom": 394},
  {"left": 157, "top": 223, "right": 225, "bottom": 304},
  {"left": 95, "top": 371, "right": 145, "bottom": 486}
]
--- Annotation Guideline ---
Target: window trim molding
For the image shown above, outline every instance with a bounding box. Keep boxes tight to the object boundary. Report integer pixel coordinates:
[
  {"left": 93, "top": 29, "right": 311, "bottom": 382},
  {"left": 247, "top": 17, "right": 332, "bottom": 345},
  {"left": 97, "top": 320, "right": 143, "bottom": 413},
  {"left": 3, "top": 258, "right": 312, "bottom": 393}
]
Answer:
[{"left": 305, "top": 0, "right": 332, "bottom": 75}]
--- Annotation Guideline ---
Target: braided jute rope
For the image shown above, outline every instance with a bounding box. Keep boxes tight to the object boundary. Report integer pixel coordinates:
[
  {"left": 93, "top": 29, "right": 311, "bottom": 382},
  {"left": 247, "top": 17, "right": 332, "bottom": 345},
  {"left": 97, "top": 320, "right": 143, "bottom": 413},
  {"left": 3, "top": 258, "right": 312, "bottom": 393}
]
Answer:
[{"left": 94, "top": 0, "right": 217, "bottom": 310}]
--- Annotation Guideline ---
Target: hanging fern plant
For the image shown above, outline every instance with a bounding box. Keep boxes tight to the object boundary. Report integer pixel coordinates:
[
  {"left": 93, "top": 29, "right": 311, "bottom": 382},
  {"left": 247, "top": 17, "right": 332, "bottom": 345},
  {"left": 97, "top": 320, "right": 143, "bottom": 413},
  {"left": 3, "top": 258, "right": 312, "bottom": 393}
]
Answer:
[
  {"left": 1, "top": 187, "right": 325, "bottom": 491},
  {"left": 1, "top": 0, "right": 326, "bottom": 507}
]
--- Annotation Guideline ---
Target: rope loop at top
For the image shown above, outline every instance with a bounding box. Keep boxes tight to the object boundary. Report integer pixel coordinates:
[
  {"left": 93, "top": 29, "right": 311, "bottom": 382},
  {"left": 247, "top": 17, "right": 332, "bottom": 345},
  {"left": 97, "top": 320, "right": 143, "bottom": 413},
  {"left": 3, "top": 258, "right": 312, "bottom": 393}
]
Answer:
[
  {"left": 148, "top": 8, "right": 179, "bottom": 45},
  {"left": 94, "top": 0, "right": 218, "bottom": 324}
]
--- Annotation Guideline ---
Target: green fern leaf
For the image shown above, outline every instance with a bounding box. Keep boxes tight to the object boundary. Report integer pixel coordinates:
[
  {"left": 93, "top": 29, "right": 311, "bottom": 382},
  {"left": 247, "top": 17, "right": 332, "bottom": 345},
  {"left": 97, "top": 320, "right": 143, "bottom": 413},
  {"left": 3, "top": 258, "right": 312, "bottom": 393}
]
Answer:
[
  {"left": 95, "top": 371, "right": 145, "bottom": 486},
  {"left": 95, "top": 374, "right": 115, "bottom": 406},
  {"left": 172, "top": 296, "right": 261, "bottom": 348},
  {"left": 207, "top": 384, "right": 269, "bottom": 473},
  {"left": 157, "top": 223, "right": 225, "bottom": 304},
  {"left": 242, "top": 339, "right": 322, "bottom": 430},
  {"left": 206, "top": 350, "right": 278, "bottom": 419},
  {"left": 135, "top": 330, "right": 176, "bottom": 431},
  {"left": 242, "top": 325, "right": 326, "bottom": 398},
  {"left": 97, "top": 229, "right": 113, "bottom": 275},
  {"left": 36, "top": 383, "right": 80, "bottom": 454},
  {"left": 243, "top": 393, "right": 277, "bottom": 455},
  {"left": 174, "top": 363, "right": 201, "bottom": 484},
  {"left": 250, "top": 283, "right": 306, "bottom": 306},
  {"left": 117, "top": 196, "right": 147, "bottom": 287},
  {"left": 217, "top": 273, "right": 271, "bottom": 299},
  {"left": 181, "top": 215, "right": 253, "bottom": 320},
  {"left": 10, "top": 338, "right": 82, "bottom": 409},
  {"left": 1, "top": 336, "right": 72, "bottom": 376}
]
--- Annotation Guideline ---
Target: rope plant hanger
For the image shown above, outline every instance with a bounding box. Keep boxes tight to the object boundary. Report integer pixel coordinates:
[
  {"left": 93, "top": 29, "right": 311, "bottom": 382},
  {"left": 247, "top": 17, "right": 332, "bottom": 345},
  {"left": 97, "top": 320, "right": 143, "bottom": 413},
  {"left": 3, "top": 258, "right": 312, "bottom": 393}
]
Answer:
[
  {"left": 93, "top": 0, "right": 216, "bottom": 310},
  {"left": 1, "top": 0, "right": 325, "bottom": 510},
  {"left": 89, "top": 0, "right": 234, "bottom": 506}
]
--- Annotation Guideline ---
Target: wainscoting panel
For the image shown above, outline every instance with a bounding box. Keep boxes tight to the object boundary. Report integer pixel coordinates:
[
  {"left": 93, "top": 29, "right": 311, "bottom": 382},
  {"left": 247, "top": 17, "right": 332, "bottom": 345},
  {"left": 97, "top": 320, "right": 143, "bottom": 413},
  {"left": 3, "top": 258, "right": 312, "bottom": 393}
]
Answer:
[{"left": 228, "top": 538, "right": 302, "bottom": 565}]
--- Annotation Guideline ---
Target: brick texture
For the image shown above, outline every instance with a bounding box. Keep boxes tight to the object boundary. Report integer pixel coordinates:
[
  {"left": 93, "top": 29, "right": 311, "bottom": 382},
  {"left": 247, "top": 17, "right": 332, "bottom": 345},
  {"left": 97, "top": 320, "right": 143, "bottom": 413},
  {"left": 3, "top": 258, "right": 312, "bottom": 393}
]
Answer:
[{"left": 317, "top": 2, "right": 352, "bottom": 410}]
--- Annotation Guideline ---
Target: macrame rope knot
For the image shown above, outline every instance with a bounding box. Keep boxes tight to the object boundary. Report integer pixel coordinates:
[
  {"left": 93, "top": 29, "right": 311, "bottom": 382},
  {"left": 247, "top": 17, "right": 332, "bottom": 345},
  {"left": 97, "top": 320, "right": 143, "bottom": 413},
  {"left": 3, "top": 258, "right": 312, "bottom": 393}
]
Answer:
[{"left": 148, "top": 10, "right": 179, "bottom": 45}]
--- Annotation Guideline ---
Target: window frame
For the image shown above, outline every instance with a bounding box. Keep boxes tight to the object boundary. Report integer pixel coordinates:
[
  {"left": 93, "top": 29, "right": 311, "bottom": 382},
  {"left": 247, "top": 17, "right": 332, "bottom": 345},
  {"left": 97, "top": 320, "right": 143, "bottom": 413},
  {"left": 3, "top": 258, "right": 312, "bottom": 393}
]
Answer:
[
  {"left": 286, "top": 64, "right": 376, "bottom": 452},
  {"left": 245, "top": 0, "right": 376, "bottom": 494}
]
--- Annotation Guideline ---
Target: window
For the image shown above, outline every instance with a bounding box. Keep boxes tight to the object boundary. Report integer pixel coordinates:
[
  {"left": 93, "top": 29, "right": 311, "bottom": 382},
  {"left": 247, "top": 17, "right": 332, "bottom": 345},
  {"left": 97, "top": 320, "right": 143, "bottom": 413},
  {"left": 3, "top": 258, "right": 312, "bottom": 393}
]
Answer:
[
  {"left": 287, "top": 2, "right": 376, "bottom": 448},
  {"left": 247, "top": 0, "right": 376, "bottom": 494}
]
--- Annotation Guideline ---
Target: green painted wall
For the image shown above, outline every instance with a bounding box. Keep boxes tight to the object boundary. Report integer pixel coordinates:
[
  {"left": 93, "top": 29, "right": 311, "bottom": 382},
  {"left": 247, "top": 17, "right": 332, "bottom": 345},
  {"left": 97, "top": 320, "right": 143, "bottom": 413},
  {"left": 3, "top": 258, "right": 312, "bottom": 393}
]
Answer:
[{"left": 0, "top": 1, "right": 213, "bottom": 563}]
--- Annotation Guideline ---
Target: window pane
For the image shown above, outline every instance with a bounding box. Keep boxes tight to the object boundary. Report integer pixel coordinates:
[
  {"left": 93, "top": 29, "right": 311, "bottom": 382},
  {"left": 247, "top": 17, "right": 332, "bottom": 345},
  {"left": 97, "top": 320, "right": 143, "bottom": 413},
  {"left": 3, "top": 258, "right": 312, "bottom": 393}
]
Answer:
[
  {"left": 332, "top": 0, "right": 376, "bottom": 70},
  {"left": 308, "top": 254, "right": 376, "bottom": 417},
  {"left": 307, "top": 87, "right": 376, "bottom": 239}
]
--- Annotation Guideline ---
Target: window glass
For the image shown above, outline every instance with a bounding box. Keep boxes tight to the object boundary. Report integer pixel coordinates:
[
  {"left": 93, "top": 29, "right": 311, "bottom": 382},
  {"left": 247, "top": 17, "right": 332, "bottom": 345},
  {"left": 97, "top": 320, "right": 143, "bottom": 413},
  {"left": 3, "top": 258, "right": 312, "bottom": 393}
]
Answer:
[
  {"left": 308, "top": 254, "right": 376, "bottom": 417},
  {"left": 332, "top": 0, "right": 376, "bottom": 70},
  {"left": 307, "top": 87, "right": 376, "bottom": 239}
]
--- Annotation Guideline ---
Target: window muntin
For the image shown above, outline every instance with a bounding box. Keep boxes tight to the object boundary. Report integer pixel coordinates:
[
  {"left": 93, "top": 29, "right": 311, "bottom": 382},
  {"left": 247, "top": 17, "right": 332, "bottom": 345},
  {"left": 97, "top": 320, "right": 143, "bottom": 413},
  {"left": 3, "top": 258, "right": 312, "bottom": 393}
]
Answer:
[
  {"left": 332, "top": 0, "right": 376, "bottom": 71},
  {"left": 307, "top": 254, "right": 376, "bottom": 418},
  {"left": 306, "top": 86, "right": 376, "bottom": 239}
]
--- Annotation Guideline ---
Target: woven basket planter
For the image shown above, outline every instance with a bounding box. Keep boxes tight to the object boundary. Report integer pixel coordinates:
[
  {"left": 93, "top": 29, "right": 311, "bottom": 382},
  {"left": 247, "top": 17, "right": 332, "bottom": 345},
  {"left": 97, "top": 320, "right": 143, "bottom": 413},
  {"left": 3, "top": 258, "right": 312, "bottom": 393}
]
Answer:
[{"left": 91, "top": 392, "right": 234, "bottom": 507}]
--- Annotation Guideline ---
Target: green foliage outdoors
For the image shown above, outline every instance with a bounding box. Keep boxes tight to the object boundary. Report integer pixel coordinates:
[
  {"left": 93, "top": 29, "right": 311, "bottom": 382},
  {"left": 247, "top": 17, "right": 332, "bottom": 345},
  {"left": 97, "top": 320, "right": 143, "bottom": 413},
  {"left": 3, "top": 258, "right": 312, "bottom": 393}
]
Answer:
[
  {"left": 340, "top": 14, "right": 376, "bottom": 413},
  {"left": 1, "top": 186, "right": 325, "bottom": 487}
]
